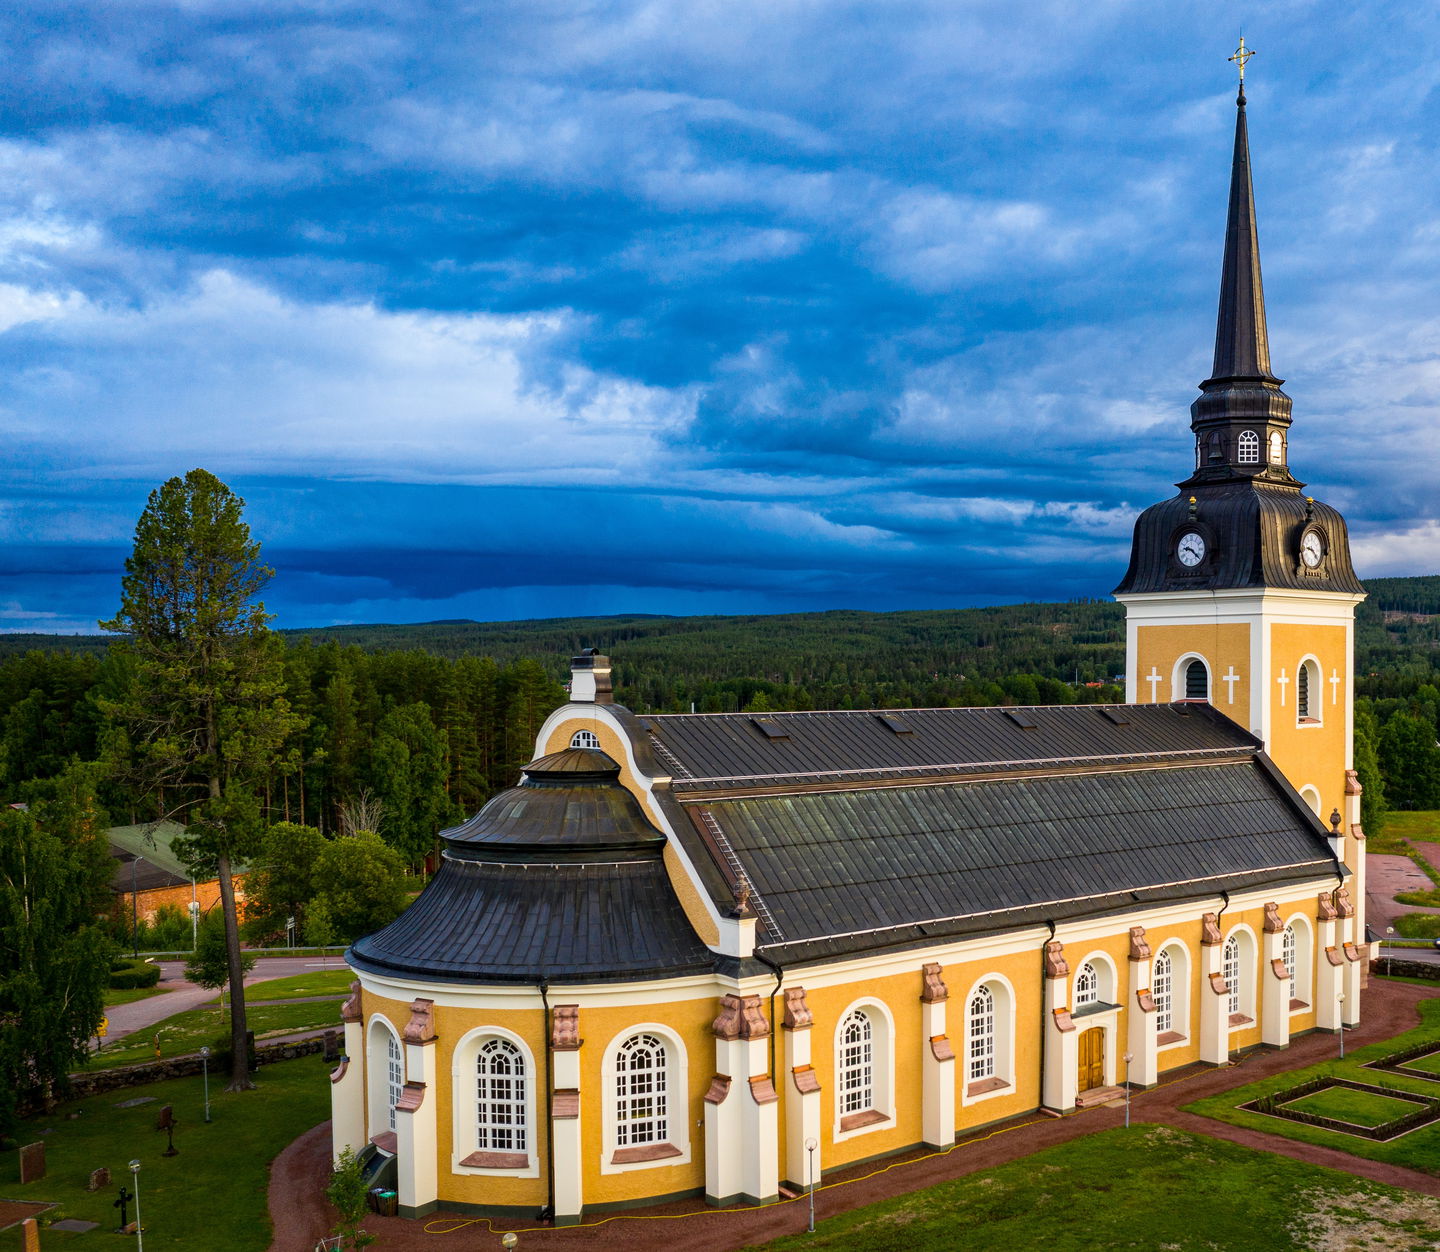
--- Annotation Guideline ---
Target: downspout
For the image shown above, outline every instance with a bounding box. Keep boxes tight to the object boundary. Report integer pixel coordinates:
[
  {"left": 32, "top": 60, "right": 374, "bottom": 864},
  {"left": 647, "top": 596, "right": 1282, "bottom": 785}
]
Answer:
[
  {"left": 538, "top": 978, "right": 555, "bottom": 1223},
  {"left": 753, "top": 951, "right": 784, "bottom": 1084},
  {"left": 1040, "top": 920, "right": 1055, "bottom": 1108}
]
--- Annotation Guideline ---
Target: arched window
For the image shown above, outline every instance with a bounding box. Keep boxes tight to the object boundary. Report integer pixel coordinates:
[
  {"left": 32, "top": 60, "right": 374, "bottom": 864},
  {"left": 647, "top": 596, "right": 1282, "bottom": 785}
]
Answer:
[
  {"left": 1185, "top": 660, "right": 1209, "bottom": 701},
  {"left": 1153, "top": 949, "right": 1173, "bottom": 1033},
  {"left": 1075, "top": 962, "right": 1099, "bottom": 1008},
  {"left": 477, "top": 1038, "right": 527, "bottom": 1153},
  {"left": 1223, "top": 935, "right": 1241, "bottom": 1017},
  {"left": 386, "top": 1031, "right": 403, "bottom": 1132},
  {"left": 1268, "top": 431, "right": 1284, "bottom": 464},
  {"left": 615, "top": 1033, "right": 668, "bottom": 1147},
  {"left": 1297, "top": 659, "right": 1321, "bottom": 724},
  {"left": 570, "top": 729, "right": 601, "bottom": 748},
  {"left": 968, "top": 986, "right": 995, "bottom": 1082},
  {"left": 1282, "top": 926, "right": 1297, "bottom": 1004},
  {"left": 838, "top": 1009, "right": 873, "bottom": 1116},
  {"left": 1238, "top": 430, "right": 1260, "bottom": 463}
]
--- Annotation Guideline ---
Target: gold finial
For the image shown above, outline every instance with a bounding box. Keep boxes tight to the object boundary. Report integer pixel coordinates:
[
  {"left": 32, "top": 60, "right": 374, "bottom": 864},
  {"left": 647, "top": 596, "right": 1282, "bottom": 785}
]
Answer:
[{"left": 1229, "top": 35, "right": 1256, "bottom": 85}]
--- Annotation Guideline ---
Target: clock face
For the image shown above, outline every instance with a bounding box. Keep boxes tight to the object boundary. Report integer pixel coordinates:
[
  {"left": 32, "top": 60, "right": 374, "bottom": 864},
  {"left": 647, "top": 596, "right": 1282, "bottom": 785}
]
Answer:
[
  {"left": 1301, "top": 530, "right": 1324, "bottom": 568},
  {"left": 1176, "top": 531, "right": 1206, "bottom": 567}
]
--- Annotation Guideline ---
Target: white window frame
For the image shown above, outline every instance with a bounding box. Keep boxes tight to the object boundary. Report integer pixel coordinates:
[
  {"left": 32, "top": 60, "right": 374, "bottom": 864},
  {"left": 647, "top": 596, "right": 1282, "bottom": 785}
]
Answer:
[
  {"left": 1296, "top": 656, "right": 1323, "bottom": 726},
  {"left": 1153, "top": 942, "right": 1191, "bottom": 1047},
  {"left": 450, "top": 1026, "right": 539, "bottom": 1177},
  {"left": 570, "top": 729, "right": 601, "bottom": 748},
  {"left": 1223, "top": 927, "right": 1257, "bottom": 1024},
  {"left": 366, "top": 1015, "right": 404, "bottom": 1140},
  {"left": 962, "top": 975, "right": 1016, "bottom": 1105},
  {"left": 1075, "top": 963, "right": 1099, "bottom": 1008},
  {"left": 1153, "top": 949, "right": 1173, "bottom": 1033},
  {"left": 600, "top": 1024, "right": 690, "bottom": 1175},
  {"left": 1073, "top": 953, "right": 1117, "bottom": 1012},
  {"left": 832, "top": 999, "right": 896, "bottom": 1141},
  {"left": 967, "top": 985, "right": 995, "bottom": 1082},
  {"left": 1171, "top": 653, "right": 1210, "bottom": 702},
  {"left": 1238, "top": 430, "right": 1260, "bottom": 463},
  {"left": 1268, "top": 430, "right": 1284, "bottom": 464},
  {"left": 1283, "top": 915, "right": 1313, "bottom": 1010}
]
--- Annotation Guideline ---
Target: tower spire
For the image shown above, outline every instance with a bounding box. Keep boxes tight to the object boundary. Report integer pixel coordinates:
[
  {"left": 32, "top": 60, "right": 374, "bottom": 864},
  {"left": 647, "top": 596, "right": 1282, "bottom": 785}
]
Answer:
[
  {"left": 1185, "top": 40, "right": 1295, "bottom": 487},
  {"left": 1210, "top": 38, "right": 1274, "bottom": 383}
]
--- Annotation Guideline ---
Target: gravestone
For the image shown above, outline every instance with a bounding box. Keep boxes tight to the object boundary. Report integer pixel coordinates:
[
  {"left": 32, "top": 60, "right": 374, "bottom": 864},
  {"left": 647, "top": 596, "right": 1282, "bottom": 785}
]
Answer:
[
  {"left": 156, "top": 1104, "right": 174, "bottom": 1130},
  {"left": 157, "top": 1103, "right": 179, "bottom": 1156},
  {"left": 323, "top": 1029, "right": 340, "bottom": 1063},
  {"left": 18, "top": 1141, "right": 44, "bottom": 1183},
  {"left": 87, "top": 1165, "right": 111, "bottom": 1191}
]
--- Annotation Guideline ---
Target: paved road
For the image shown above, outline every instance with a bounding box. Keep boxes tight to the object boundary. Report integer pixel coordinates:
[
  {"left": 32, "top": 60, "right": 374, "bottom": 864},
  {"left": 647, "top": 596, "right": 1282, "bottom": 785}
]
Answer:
[
  {"left": 103, "top": 954, "right": 351, "bottom": 1045},
  {"left": 1377, "top": 943, "right": 1440, "bottom": 965}
]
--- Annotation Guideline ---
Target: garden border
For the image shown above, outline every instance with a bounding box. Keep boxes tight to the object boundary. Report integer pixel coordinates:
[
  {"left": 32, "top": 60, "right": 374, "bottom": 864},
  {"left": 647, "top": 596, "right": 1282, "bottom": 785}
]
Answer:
[{"left": 1240, "top": 1076, "right": 1440, "bottom": 1142}]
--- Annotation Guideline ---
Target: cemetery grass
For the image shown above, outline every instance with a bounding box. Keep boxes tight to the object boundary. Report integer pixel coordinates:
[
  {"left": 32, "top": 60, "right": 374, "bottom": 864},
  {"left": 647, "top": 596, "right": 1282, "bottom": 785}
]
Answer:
[
  {"left": 1186, "top": 997, "right": 1440, "bottom": 1172},
  {"left": 0, "top": 1054, "right": 330, "bottom": 1250},
  {"left": 753, "top": 1125, "right": 1440, "bottom": 1251},
  {"left": 89, "top": 1001, "right": 344, "bottom": 1068},
  {"left": 1284, "top": 1085, "right": 1421, "bottom": 1127},
  {"left": 232, "top": 969, "right": 354, "bottom": 1001}
]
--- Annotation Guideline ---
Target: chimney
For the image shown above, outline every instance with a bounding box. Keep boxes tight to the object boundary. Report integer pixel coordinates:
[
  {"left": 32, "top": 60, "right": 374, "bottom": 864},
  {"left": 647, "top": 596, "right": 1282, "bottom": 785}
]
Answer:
[{"left": 569, "top": 649, "right": 613, "bottom": 705}]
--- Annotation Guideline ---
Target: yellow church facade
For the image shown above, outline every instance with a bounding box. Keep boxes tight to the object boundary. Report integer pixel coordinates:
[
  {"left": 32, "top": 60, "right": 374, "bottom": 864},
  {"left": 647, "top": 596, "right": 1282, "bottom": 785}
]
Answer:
[{"left": 328, "top": 74, "right": 1367, "bottom": 1225}]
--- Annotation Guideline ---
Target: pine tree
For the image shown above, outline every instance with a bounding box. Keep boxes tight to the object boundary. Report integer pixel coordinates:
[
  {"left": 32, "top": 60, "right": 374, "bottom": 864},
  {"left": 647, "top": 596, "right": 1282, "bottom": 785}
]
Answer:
[{"left": 99, "top": 469, "right": 305, "bottom": 1091}]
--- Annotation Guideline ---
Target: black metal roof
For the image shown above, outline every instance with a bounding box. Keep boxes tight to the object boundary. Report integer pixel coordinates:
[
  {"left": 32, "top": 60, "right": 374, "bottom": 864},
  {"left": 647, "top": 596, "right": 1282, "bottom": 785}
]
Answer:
[
  {"left": 347, "top": 747, "right": 712, "bottom": 984},
  {"left": 643, "top": 701, "right": 1259, "bottom": 789}
]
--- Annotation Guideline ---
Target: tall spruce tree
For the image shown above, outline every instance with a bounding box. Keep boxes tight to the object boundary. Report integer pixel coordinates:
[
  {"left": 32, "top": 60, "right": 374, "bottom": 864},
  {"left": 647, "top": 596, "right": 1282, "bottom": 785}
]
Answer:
[{"left": 100, "top": 469, "right": 303, "bottom": 1091}]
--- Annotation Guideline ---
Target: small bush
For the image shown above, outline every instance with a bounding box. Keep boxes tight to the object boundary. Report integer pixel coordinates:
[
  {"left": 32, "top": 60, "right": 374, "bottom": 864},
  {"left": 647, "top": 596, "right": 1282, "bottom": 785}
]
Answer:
[{"left": 108, "top": 959, "right": 160, "bottom": 989}]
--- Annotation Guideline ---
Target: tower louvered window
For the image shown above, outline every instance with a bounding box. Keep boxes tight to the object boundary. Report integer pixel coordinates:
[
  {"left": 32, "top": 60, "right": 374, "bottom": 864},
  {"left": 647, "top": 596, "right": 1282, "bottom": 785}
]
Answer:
[
  {"left": 968, "top": 986, "right": 995, "bottom": 1082},
  {"left": 477, "top": 1038, "right": 527, "bottom": 1152},
  {"left": 1185, "top": 660, "right": 1209, "bottom": 700},
  {"left": 1238, "top": 430, "right": 1260, "bottom": 463},
  {"left": 1297, "top": 665, "right": 1311, "bottom": 718},
  {"left": 838, "top": 1009, "right": 874, "bottom": 1114},
  {"left": 1269, "top": 431, "right": 1284, "bottom": 464},
  {"left": 615, "top": 1034, "right": 668, "bottom": 1146}
]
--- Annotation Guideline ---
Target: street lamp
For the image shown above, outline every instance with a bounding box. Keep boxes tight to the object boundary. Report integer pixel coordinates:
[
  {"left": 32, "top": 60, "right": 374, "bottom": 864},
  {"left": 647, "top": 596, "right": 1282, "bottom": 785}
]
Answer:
[
  {"left": 200, "top": 1046, "right": 211, "bottom": 1123},
  {"left": 805, "top": 1136, "right": 818, "bottom": 1233},
  {"left": 129, "top": 1160, "right": 143, "bottom": 1251},
  {"left": 1123, "top": 1051, "right": 1134, "bottom": 1129},
  {"left": 188, "top": 899, "right": 200, "bottom": 952},
  {"left": 501, "top": 1234, "right": 518, "bottom": 1250},
  {"left": 1338, "top": 992, "right": 1346, "bottom": 1059}
]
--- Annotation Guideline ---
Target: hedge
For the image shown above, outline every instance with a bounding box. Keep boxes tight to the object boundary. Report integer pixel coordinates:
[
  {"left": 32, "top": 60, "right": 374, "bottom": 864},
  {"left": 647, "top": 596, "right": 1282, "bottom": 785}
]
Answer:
[{"left": 109, "top": 959, "right": 161, "bottom": 989}]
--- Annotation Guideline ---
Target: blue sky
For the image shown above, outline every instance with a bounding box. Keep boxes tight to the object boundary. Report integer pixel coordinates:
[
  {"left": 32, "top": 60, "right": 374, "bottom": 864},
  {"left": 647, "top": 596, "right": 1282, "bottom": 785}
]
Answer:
[{"left": 2, "top": 1, "right": 1438, "bottom": 632}]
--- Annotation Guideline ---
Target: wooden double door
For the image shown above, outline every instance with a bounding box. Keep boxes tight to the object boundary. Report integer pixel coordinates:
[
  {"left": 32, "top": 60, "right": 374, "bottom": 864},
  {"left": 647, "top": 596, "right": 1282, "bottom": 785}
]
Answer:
[{"left": 1078, "top": 1027, "right": 1106, "bottom": 1092}]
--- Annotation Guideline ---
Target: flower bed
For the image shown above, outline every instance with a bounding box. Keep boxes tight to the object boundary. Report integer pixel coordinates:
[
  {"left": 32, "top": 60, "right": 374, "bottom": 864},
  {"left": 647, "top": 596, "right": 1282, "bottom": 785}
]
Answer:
[{"left": 1243, "top": 1077, "right": 1440, "bottom": 1141}]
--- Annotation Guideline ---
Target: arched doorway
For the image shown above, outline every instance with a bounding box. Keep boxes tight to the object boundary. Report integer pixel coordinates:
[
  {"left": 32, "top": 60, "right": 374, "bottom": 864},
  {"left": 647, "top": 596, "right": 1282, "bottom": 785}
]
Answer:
[{"left": 1078, "top": 1027, "right": 1105, "bottom": 1092}]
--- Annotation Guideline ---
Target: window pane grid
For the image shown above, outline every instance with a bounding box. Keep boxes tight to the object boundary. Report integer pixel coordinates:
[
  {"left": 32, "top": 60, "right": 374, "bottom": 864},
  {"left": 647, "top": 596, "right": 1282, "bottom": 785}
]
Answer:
[
  {"left": 1153, "top": 950, "right": 1173, "bottom": 1033},
  {"left": 387, "top": 1033, "right": 403, "bottom": 1132},
  {"left": 1075, "top": 962, "right": 1099, "bottom": 1007},
  {"left": 1283, "top": 927, "right": 1297, "bottom": 1001},
  {"left": 968, "top": 986, "right": 995, "bottom": 1081},
  {"left": 1223, "top": 936, "right": 1241, "bottom": 1016},
  {"left": 570, "top": 729, "right": 601, "bottom": 749},
  {"left": 477, "top": 1038, "right": 527, "bottom": 1153},
  {"left": 839, "top": 1011, "right": 873, "bottom": 1114},
  {"left": 1238, "top": 430, "right": 1260, "bottom": 463},
  {"left": 616, "top": 1033, "right": 667, "bottom": 1147}
]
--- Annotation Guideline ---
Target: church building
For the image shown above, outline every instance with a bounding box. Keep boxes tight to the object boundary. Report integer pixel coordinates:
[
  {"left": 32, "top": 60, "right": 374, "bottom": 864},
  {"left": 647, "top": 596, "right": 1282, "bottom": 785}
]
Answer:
[{"left": 329, "top": 70, "right": 1369, "bottom": 1223}]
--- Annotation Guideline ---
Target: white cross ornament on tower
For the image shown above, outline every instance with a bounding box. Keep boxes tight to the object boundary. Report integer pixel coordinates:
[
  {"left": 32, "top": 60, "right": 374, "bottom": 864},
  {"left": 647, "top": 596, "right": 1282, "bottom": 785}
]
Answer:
[
  {"left": 1146, "top": 667, "right": 1163, "bottom": 701},
  {"left": 1276, "top": 668, "right": 1290, "bottom": 706},
  {"left": 1330, "top": 668, "right": 1342, "bottom": 705},
  {"left": 1222, "top": 666, "right": 1240, "bottom": 705}
]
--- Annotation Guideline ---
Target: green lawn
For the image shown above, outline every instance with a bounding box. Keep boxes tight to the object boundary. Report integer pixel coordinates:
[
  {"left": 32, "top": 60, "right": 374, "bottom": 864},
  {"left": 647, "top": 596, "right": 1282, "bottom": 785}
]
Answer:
[
  {"left": 1284, "top": 1085, "right": 1421, "bottom": 1127},
  {"left": 754, "top": 1126, "right": 1440, "bottom": 1251},
  {"left": 242, "top": 969, "right": 354, "bottom": 1001},
  {"left": 1186, "top": 997, "right": 1440, "bottom": 1173},
  {"left": 89, "top": 1000, "right": 344, "bottom": 1068},
  {"left": 104, "top": 984, "right": 173, "bottom": 1009},
  {"left": 0, "top": 1055, "right": 331, "bottom": 1250},
  {"left": 1404, "top": 1050, "right": 1440, "bottom": 1076}
]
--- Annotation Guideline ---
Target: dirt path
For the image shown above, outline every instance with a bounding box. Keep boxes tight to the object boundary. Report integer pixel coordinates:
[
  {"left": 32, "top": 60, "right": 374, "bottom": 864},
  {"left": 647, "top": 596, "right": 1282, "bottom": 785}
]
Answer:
[{"left": 265, "top": 980, "right": 1439, "bottom": 1252}]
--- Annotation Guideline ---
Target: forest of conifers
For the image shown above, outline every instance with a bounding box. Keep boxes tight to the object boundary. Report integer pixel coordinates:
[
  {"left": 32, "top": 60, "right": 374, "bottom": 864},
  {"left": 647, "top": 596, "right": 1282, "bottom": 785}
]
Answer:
[{"left": 2, "top": 572, "right": 1439, "bottom": 860}]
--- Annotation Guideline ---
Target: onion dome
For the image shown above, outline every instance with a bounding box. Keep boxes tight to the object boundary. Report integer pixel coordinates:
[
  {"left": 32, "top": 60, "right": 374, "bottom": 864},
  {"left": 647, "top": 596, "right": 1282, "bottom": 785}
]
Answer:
[{"left": 347, "top": 747, "right": 713, "bottom": 985}]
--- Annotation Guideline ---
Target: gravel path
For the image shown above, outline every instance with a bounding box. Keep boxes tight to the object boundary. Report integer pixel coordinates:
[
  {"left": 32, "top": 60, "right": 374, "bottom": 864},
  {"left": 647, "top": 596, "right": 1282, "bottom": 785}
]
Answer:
[{"left": 264, "top": 979, "right": 1440, "bottom": 1252}]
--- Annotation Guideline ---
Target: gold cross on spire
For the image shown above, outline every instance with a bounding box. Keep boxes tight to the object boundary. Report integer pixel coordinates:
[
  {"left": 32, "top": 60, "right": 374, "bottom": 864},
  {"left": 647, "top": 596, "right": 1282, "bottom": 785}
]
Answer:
[{"left": 1229, "top": 35, "right": 1256, "bottom": 84}]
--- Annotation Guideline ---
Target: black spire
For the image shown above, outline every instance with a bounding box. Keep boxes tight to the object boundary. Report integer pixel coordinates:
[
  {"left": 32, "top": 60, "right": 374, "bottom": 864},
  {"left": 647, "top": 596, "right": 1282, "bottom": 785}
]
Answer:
[
  {"left": 1210, "top": 85, "right": 1275, "bottom": 382},
  {"left": 1184, "top": 77, "right": 1296, "bottom": 488}
]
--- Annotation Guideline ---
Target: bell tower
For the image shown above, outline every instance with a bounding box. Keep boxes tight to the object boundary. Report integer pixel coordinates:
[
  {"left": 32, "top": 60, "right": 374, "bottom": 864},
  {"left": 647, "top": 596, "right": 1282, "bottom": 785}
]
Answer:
[{"left": 1114, "top": 52, "right": 1366, "bottom": 862}]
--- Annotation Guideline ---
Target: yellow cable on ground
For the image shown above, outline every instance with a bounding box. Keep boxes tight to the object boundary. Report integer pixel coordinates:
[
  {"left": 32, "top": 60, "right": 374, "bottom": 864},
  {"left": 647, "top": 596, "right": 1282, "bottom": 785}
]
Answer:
[{"left": 422, "top": 1060, "right": 1248, "bottom": 1237}]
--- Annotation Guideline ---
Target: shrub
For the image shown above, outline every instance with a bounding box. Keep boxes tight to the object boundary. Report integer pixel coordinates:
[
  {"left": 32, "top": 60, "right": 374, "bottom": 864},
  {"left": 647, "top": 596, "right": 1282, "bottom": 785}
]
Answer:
[{"left": 108, "top": 959, "right": 160, "bottom": 989}]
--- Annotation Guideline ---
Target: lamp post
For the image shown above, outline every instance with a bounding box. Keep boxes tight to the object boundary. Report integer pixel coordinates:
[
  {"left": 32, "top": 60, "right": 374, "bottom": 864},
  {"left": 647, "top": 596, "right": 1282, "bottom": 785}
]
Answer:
[
  {"left": 1123, "top": 1051, "right": 1134, "bottom": 1129},
  {"left": 805, "top": 1136, "right": 818, "bottom": 1233},
  {"left": 188, "top": 899, "right": 199, "bottom": 952},
  {"left": 1338, "top": 992, "right": 1346, "bottom": 1059},
  {"left": 200, "top": 1046, "right": 211, "bottom": 1123},
  {"left": 501, "top": 1234, "right": 518, "bottom": 1250},
  {"left": 129, "top": 1159, "right": 143, "bottom": 1250}
]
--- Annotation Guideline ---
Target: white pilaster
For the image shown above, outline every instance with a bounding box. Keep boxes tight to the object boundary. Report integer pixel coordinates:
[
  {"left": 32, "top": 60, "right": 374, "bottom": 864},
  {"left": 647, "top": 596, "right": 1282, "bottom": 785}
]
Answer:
[
  {"left": 706, "top": 994, "right": 776, "bottom": 1206},
  {"left": 331, "top": 1007, "right": 366, "bottom": 1164},
  {"left": 551, "top": 1005, "right": 583, "bottom": 1225},
  {"left": 396, "top": 999, "right": 438, "bottom": 1217},
  {"left": 1316, "top": 898, "right": 1343, "bottom": 1034},
  {"left": 1126, "top": 929, "right": 1157, "bottom": 1088},
  {"left": 1261, "top": 906, "right": 1290, "bottom": 1048},
  {"left": 1198, "top": 914, "right": 1229, "bottom": 1065},
  {"left": 1041, "top": 942, "right": 1076, "bottom": 1111},
  {"left": 782, "top": 988, "right": 821, "bottom": 1192},
  {"left": 919, "top": 963, "right": 955, "bottom": 1148}
]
